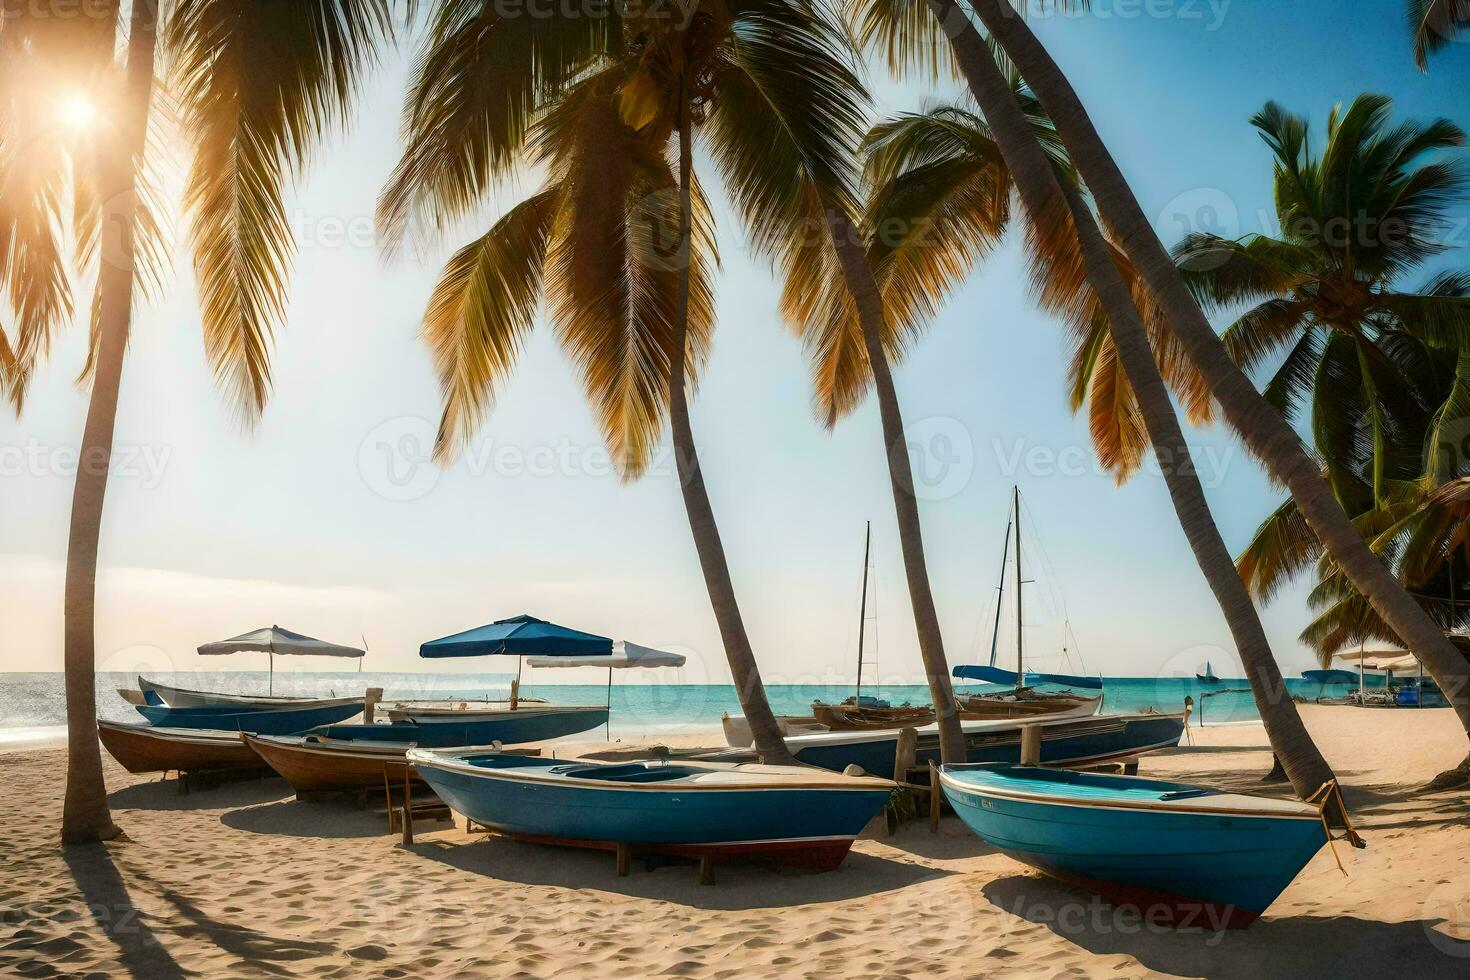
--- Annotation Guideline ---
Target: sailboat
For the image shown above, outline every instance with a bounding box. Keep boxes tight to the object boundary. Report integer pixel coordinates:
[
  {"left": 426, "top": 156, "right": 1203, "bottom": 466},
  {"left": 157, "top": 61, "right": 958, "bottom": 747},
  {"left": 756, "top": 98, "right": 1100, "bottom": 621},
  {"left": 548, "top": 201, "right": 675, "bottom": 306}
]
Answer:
[
  {"left": 1197, "top": 661, "right": 1222, "bottom": 684},
  {"left": 952, "top": 487, "right": 1103, "bottom": 720}
]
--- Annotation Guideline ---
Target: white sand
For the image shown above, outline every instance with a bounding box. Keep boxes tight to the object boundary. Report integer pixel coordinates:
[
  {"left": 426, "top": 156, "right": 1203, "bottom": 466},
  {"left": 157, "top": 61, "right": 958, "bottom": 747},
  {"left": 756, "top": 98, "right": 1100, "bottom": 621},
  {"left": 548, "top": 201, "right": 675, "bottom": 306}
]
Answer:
[{"left": 2, "top": 705, "right": 1467, "bottom": 977}]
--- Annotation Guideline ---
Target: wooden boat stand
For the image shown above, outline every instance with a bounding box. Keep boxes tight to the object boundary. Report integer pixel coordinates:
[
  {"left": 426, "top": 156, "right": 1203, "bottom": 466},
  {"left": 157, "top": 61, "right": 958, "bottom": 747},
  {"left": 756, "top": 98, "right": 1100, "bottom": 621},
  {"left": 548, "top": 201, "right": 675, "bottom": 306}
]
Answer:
[
  {"left": 166, "top": 764, "right": 273, "bottom": 795},
  {"left": 387, "top": 764, "right": 452, "bottom": 842},
  {"left": 458, "top": 820, "right": 856, "bottom": 885}
]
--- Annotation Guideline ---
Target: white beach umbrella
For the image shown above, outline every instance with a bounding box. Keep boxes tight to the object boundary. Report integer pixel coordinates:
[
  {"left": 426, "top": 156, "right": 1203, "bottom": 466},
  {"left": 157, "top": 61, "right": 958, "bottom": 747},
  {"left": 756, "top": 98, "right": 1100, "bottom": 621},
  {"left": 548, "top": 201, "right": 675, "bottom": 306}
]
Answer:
[
  {"left": 198, "top": 625, "right": 366, "bottom": 694},
  {"left": 525, "top": 641, "right": 686, "bottom": 737}
]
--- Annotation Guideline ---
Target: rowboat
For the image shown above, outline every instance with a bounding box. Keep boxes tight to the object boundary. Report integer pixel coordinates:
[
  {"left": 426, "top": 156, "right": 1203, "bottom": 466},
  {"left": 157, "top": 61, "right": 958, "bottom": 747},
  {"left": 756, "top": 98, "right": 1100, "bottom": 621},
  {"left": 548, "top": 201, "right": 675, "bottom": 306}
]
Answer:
[
  {"left": 938, "top": 764, "right": 1330, "bottom": 927},
  {"left": 408, "top": 749, "right": 895, "bottom": 871},
  {"left": 98, "top": 720, "right": 262, "bottom": 775},
  {"left": 720, "top": 690, "right": 1102, "bottom": 748},
  {"left": 956, "top": 689, "right": 1102, "bottom": 721},
  {"left": 781, "top": 712, "right": 1186, "bottom": 776},
  {"left": 313, "top": 703, "right": 610, "bottom": 747},
  {"left": 139, "top": 675, "right": 348, "bottom": 709},
  {"left": 245, "top": 733, "right": 424, "bottom": 792},
  {"left": 134, "top": 698, "right": 364, "bottom": 735}
]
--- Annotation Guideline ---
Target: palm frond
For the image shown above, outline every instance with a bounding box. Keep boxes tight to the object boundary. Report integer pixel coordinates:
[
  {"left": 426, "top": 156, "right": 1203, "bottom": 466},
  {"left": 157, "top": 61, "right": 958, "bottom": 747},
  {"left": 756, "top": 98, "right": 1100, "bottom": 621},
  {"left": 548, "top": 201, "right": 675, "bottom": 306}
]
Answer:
[
  {"left": 709, "top": 0, "right": 868, "bottom": 250},
  {"left": 1410, "top": 0, "right": 1470, "bottom": 70},
  {"left": 378, "top": 1, "right": 619, "bottom": 247},
  {"left": 169, "top": 0, "right": 396, "bottom": 421},
  {"left": 543, "top": 100, "right": 718, "bottom": 478},
  {"left": 845, "top": 0, "right": 957, "bottom": 82},
  {"left": 1236, "top": 496, "right": 1322, "bottom": 603},
  {"left": 425, "top": 188, "right": 560, "bottom": 460}
]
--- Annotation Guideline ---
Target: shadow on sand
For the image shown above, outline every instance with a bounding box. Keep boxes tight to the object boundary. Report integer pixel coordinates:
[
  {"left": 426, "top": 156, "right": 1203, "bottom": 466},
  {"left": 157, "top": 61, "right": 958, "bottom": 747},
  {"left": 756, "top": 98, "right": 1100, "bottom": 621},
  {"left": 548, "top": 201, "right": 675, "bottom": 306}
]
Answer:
[
  {"left": 60, "top": 844, "right": 187, "bottom": 980},
  {"left": 218, "top": 797, "right": 434, "bottom": 839},
  {"left": 405, "top": 829, "right": 953, "bottom": 911},
  {"left": 980, "top": 874, "right": 1469, "bottom": 976},
  {"left": 120, "top": 862, "right": 340, "bottom": 966},
  {"left": 107, "top": 773, "right": 289, "bottom": 812}
]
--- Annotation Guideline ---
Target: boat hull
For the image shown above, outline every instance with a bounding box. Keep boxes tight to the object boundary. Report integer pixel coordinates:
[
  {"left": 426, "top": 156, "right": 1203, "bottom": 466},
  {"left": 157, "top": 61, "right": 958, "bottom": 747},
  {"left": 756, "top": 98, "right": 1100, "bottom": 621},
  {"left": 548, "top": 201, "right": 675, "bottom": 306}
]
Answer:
[
  {"left": 98, "top": 721, "right": 261, "bottom": 775},
  {"left": 245, "top": 735, "right": 421, "bottom": 791},
  {"left": 939, "top": 766, "right": 1326, "bottom": 927},
  {"left": 411, "top": 752, "right": 892, "bottom": 870},
  {"left": 135, "top": 699, "right": 363, "bottom": 735},
  {"left": 956, "top": 694, "right": 1101, "bottom": 721},
  {"left": 788, "top": 714, "right": 1186, "bottom": 776},
  {"left": 316, "top": 705, "right": 609, "bottom": 747}
]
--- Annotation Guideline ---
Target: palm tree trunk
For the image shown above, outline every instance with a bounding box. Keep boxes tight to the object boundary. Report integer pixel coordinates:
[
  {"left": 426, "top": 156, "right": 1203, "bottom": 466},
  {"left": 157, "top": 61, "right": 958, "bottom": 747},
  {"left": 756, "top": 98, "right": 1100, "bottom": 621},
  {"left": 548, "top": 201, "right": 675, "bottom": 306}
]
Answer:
[
  {"left": 825, "top": 208, "right": 967, "bottom": 764},
  {"left": 923, "top": 0, "right": 1344, "bottom": 811},
  {"left": 61, "top": 0, "right": 157, "bottom": 844},
  {"left": 966, "top": 0, "right": 1470, "bottom": 776},
  {"left": 668, "top": 85, "right": 796, "bottom": 766}
]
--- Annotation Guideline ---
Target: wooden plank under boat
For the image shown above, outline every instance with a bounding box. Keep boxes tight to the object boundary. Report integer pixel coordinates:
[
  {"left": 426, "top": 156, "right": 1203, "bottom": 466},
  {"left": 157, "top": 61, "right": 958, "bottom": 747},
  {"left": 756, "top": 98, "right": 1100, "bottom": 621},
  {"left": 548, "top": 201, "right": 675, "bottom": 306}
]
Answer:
[
  {"left": 938, "top": 763, "right": 1331, "bottom": 928},
  {"left": 98, "top": 720, "right": 262, "bottom": 775}
]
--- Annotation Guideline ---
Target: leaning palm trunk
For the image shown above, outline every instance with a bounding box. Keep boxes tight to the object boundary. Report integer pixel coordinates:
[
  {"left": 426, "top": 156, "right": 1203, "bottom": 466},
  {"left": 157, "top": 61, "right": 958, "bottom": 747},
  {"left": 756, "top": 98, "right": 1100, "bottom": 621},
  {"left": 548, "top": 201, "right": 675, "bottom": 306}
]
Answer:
[
  {"left": 965, "top": 0, "right": 1470, "bottom": 774},
  {"left": 669, "top": 94, "right": 796, "bottom": 767},
  {"left": 61, "top": 0, "right": 157, "bottom": 844},
  {"left": 924, "top": 0, "right": 1343, "bottom": 809},
  {"left": 825, "top": 209, "right": 967, "bottom": 764}
]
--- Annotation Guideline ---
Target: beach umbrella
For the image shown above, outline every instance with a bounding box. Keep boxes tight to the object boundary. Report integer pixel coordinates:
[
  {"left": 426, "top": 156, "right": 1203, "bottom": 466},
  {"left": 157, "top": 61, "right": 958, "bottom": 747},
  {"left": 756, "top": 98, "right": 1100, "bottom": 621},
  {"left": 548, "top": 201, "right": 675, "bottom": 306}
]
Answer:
[
  {"left": 198, "top": 625, "right": 365, "bottom": 694},
  {"left": 527, "top": 643, "right": 686, "bottom": 739},
  {"left": 420, "top": 615, "right": 685, "bottom": 737}
]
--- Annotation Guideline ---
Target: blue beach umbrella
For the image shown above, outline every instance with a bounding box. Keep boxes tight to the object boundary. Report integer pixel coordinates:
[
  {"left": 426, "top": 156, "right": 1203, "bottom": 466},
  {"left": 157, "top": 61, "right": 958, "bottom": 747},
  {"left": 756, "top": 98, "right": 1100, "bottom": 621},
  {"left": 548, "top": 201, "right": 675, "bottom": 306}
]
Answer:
[{"left": 419, "top": 615, "right": 685, "bottom": 737}]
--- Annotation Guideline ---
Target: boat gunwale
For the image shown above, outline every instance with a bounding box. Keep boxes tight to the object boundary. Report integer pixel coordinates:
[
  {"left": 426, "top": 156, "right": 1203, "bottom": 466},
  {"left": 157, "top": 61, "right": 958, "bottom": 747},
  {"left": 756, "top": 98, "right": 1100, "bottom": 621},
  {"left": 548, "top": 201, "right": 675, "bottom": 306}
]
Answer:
[
  {"left": 98, "top": 719, "right": 250, "bottom": 744},
  {"left": 780, "top": 711, "right": 1186, "bottom": 748},
  {"left": 936, "top": 767, "right": 1321, "bottom": 821},
  {"left": 408, "top": 750, "right": 896, "bottom": 793}
]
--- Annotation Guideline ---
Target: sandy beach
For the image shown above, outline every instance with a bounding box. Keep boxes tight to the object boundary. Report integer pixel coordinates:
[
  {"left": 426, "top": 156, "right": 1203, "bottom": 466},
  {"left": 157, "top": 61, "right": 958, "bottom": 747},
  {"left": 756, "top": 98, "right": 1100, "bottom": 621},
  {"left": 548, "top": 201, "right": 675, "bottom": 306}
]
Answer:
[{"left": 0, "top": 706, "right": 1465, "bottom": 978}]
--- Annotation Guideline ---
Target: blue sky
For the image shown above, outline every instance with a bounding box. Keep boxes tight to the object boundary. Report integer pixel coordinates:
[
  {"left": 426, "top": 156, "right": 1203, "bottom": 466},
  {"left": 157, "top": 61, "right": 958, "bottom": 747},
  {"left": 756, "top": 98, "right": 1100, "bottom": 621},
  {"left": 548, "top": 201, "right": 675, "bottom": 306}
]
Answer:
[{"left": 3, "top": 0, "right": 1468, "bottom": 685}]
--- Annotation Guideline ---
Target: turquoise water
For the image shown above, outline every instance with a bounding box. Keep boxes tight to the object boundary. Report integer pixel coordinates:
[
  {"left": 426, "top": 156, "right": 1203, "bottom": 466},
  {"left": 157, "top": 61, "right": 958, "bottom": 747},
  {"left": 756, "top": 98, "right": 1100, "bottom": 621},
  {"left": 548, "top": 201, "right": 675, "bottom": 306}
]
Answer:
[{"left": 0, "top": 670, "right": 1374, "bottom": 737}]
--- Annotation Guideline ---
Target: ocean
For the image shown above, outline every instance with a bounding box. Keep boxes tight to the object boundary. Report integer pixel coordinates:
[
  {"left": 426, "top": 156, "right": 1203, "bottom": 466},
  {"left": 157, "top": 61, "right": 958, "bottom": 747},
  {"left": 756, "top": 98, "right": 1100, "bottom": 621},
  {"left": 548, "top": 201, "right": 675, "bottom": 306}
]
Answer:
[{"left": 0, "top": 670, "right": 1377, "bottom": 747}]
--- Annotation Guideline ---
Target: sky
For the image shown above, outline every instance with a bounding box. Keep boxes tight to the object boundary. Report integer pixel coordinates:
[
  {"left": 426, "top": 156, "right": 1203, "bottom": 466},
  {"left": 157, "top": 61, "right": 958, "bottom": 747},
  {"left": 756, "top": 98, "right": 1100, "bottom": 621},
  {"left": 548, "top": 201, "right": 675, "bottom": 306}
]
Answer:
[{"left": 3, "top": 0, "right": 1470, "bottom": 687}]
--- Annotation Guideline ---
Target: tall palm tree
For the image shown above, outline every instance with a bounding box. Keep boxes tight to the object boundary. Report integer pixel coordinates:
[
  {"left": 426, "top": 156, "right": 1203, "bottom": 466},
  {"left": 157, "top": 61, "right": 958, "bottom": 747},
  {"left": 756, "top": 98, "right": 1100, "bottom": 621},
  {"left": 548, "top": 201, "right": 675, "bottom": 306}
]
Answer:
[
  {"left": 1, "top": 0, "right": 396, "bottom": 842},
  {"left": 1175, "top": 96, "right": 1470, "bottom": 506},
  {"left": 888, "top": 0, "right": 1470, "bottom": 780},
  {"left": 818, "top": 61, "right": 1341, "bottom": 800},
  {"left": 1412, "top": 0, "right": 1470, "bottom": 68},
  {"left": 380, "top": 0, "right": 954, "bottom": 764}
]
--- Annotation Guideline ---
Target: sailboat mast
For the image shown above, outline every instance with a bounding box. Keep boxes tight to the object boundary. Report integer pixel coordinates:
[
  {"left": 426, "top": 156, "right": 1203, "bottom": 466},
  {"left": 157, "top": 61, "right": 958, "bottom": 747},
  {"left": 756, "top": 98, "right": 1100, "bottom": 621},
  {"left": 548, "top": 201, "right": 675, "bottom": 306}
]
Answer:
[
  {"left": 855, "top": 521, "right": 871, "bottom": 700},
  {"left": 987, "top": 500, "right": 1014, "bottom": 668},
  {"left": 1014, "top": 485, "right": 1024, "bottom": 691}
]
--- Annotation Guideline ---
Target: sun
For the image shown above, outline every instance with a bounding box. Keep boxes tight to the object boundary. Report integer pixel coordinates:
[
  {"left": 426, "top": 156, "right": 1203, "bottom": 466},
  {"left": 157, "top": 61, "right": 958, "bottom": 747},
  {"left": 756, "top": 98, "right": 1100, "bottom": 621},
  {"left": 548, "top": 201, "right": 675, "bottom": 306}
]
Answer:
[{"left": 57, "top": 92, "right": 98, "bottom": 132}]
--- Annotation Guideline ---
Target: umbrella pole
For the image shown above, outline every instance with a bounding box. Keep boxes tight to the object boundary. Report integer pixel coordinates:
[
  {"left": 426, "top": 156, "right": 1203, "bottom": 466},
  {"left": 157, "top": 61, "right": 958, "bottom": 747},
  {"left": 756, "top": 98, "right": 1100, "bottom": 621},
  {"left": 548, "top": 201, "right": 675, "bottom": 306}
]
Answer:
[
  {"left": 605, "top": 666, "right": 613, "bottom": 740},
  {"left": 269, "top": 652, "right": 274, "bottom": 696}
]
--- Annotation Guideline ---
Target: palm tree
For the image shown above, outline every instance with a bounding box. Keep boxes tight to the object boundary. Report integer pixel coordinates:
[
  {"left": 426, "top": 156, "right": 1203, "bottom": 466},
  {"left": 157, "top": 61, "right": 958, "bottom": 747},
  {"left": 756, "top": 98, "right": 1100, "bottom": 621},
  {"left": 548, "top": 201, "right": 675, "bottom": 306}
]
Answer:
[
  {"left": 1175, "top": 96, "right": 1470, "bottom": 506},
  {"left": 1, "top": 0, "right": 395, "bottom": 842},
  {"left": 1412, "top": 0, "right": 1470, "bottom": 68},
  {"left": 896, "top": 0, "right": 1470, "bottom": 780},
  {"left": 380, "top": 1, "right": 958, "bottom": 764},
  {"left": 816, "top": 68, "right": 1341, "bottom": 800}
]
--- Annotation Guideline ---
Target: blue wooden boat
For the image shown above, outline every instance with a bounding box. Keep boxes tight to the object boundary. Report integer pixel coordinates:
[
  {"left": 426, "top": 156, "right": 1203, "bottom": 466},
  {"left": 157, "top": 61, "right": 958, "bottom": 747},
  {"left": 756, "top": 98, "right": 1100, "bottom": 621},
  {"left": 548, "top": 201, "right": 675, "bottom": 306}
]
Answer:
[
  {"left": 135, "top": 698, "right": 363, "bottom": 736},
  {"left": 408, "top": 749, "right": 894, "bottom": 871},
  {"left": 938, "top": 764, "right": 1330, "bottom": 927},
  {"left": 314, "top": 704, "right": 609, "bottom": 747},
  {"left": 783, "top": 712, "right": 1186, "bottom": 776}
]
